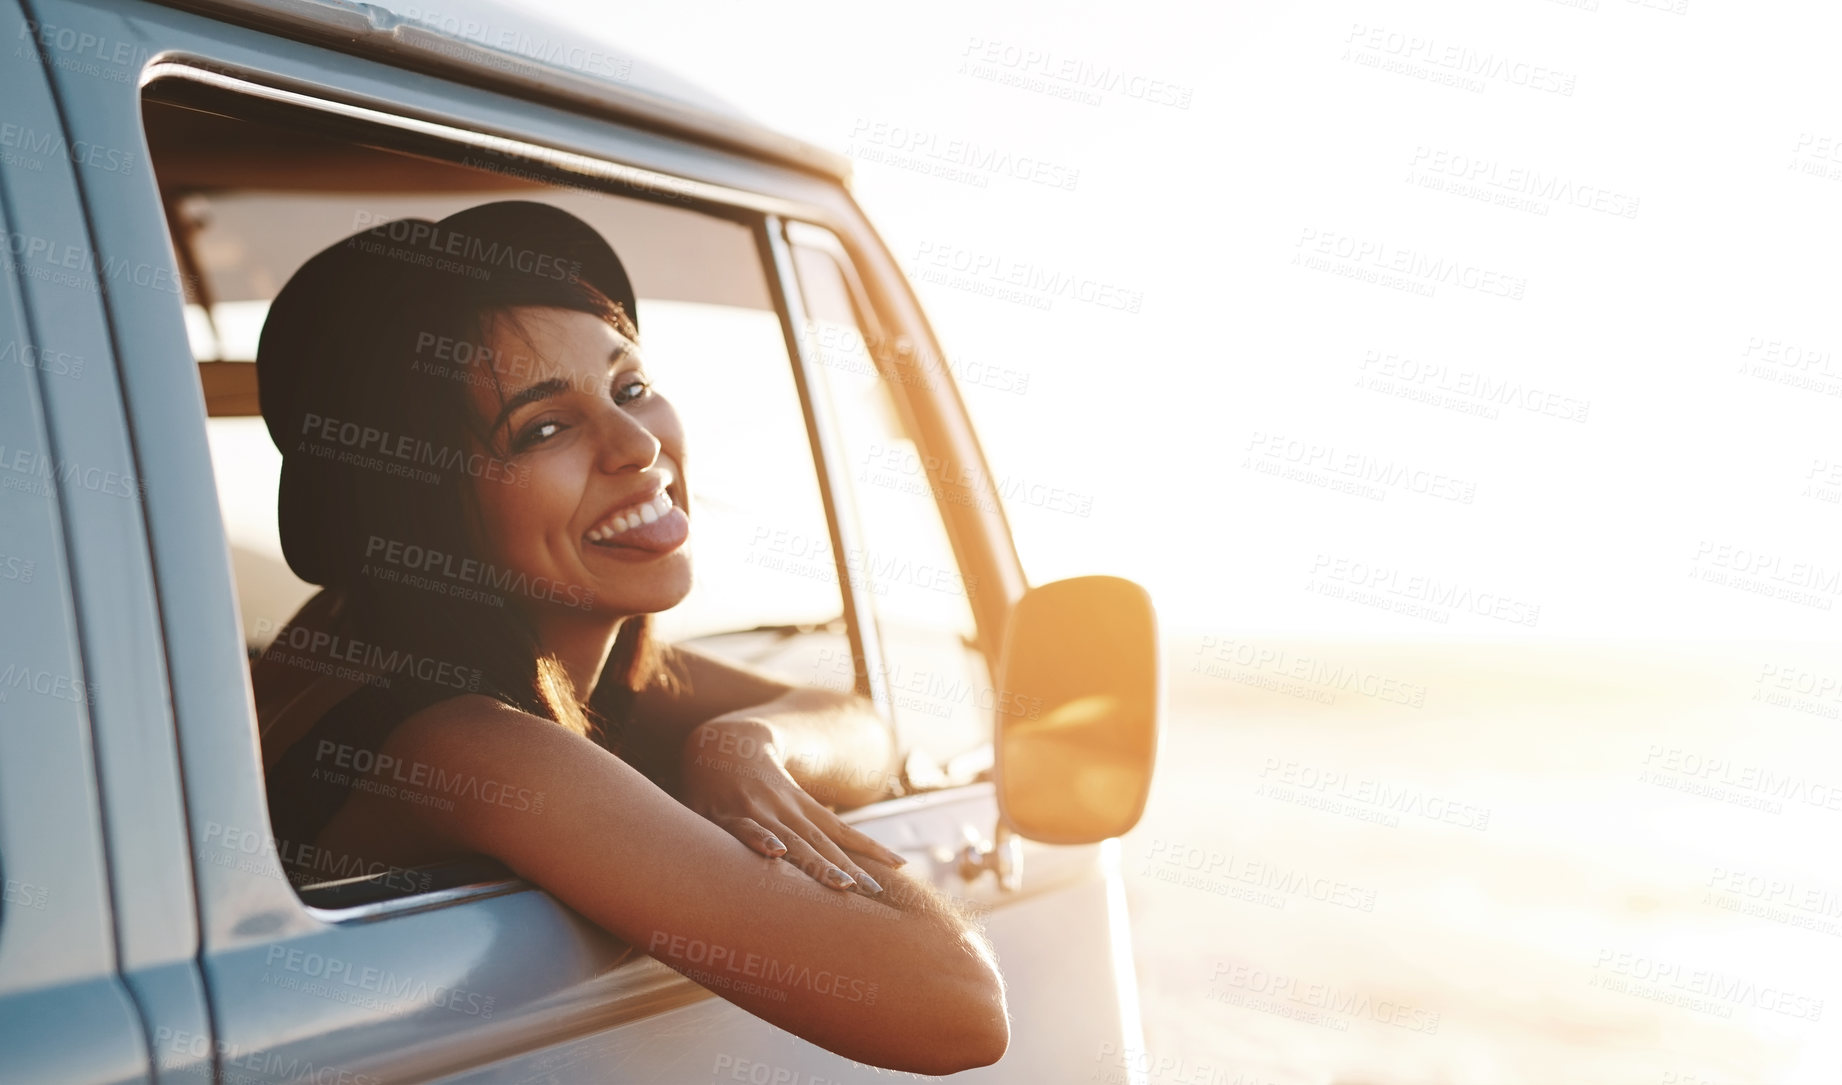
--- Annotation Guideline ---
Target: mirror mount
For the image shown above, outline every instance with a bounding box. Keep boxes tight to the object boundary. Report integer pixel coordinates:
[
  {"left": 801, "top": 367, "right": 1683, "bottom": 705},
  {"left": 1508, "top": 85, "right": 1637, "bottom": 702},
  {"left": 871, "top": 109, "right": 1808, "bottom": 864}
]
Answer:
[{"left": 957, "top": 821, "right": 1021, "bottom": 892}]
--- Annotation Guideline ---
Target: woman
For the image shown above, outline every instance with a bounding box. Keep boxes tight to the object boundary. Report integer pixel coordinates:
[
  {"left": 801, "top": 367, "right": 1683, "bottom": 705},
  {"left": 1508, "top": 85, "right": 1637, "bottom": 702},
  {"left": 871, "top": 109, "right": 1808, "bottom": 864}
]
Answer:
[{"left": 252, "top": 200, "right": 1008, "bottom": 1075}]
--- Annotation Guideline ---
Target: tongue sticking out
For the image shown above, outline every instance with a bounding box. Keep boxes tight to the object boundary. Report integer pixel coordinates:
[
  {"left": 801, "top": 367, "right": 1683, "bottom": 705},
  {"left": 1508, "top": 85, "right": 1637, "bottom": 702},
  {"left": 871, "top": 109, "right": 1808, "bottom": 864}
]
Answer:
[{"left": 590, "top": 506, "right": 689, "bottom": 554}]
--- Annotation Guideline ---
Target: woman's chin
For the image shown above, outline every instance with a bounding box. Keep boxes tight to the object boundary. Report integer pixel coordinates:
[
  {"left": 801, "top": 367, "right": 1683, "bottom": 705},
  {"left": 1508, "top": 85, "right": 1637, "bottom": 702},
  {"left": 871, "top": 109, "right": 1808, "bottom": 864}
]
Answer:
[{"left": 586, "top": 562, "right": 694, "bottom": 618}]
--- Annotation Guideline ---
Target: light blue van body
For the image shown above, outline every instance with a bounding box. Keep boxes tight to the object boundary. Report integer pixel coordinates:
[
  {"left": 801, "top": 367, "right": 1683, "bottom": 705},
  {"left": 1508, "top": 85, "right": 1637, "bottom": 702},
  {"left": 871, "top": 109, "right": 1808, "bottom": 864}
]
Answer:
[{"left": 0, "top": 0, "right": 1150, "bottom": 1080}]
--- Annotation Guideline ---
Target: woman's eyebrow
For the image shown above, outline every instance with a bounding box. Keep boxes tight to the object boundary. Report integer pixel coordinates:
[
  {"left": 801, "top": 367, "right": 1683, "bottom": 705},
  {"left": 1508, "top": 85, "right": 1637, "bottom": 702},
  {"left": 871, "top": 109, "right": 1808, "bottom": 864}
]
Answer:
[
  {"left": 491, "top": 344, "right": 637, "bottom": 432},
  {"left": 491, "top": 377, "right": 571, "bottom": 433}
]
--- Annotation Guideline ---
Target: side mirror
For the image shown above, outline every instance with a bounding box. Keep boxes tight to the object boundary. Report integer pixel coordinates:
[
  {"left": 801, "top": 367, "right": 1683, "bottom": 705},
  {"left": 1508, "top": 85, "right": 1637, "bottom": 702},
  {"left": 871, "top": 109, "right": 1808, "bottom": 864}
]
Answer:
[{"left": 992, "top": 575, "right": 1160, "bottom": 845}]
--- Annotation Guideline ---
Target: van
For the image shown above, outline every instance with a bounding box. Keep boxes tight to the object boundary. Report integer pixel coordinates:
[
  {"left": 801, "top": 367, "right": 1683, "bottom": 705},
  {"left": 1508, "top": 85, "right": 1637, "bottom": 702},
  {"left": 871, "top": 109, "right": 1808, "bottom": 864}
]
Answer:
[{"left": 0, "top": 0, "right": 1161, "bottom": 1080}]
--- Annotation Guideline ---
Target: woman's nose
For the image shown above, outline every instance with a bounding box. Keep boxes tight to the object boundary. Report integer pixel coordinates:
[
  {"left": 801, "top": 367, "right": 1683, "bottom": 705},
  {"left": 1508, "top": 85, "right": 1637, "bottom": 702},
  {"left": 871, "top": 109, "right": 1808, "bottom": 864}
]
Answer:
[{"left": 592, "top": 402, "right": 661, "bottom": 475}]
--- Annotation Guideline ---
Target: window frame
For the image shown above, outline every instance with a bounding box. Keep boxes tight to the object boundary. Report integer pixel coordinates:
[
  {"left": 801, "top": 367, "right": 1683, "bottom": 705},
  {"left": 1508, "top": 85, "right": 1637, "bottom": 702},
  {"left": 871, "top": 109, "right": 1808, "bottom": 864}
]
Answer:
[
  {"left": 52, "top": 0, "right": 1019, "bottom": 942},
  {"left": 135, "top": 61, "right": 917, "bottom": 918},
  {"left": 779, "top": 222, "right": 1002, "bottom": 771},
  {"left": 779, "top": 221, "right": 1028, "bottom": 664},
  {"left": 759, "top": 216, "right": 896, "bottom": 719}
]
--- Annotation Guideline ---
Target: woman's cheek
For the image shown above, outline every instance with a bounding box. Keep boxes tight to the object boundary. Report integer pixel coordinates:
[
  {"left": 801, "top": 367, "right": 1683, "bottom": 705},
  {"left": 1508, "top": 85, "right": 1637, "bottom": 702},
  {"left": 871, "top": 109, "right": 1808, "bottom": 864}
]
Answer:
[
  {"left": 529, "top": 445, "right": 601, "bottom": 540},
  {"left": 472, "top": 460, "right": 549, "bottom": 554},
  {"left": 644, "top": 399, "right": 687, "bottom": 463}
]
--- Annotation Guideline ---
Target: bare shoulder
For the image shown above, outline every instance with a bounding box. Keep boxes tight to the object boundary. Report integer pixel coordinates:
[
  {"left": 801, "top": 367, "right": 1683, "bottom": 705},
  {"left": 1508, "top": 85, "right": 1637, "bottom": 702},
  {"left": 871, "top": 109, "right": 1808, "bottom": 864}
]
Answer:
[
  {"left": 386, "top": 691, "right": 557, "bottom": 754},
  {"left": 377, "top": 693, "right": 592, "bottom": 815},
  {"left": 371, "top": 691, "right": 667, "bottom": 856}
]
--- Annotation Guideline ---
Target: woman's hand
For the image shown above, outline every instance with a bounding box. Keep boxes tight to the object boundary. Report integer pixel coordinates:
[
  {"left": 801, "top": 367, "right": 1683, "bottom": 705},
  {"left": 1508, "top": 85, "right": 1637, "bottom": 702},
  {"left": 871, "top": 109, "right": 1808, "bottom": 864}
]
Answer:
[{"left": 679, "top": 717, "right": 907, "bottom": 894}]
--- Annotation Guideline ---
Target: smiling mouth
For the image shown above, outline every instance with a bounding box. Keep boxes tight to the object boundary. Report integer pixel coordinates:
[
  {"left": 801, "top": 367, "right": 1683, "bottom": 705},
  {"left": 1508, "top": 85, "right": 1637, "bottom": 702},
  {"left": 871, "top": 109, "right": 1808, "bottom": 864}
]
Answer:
[
  {"left": 583, "top": 464, "right": 688, "bottom": 553},
  {"left": 586, "top": 488, "right": 675, "bottom": 545}
]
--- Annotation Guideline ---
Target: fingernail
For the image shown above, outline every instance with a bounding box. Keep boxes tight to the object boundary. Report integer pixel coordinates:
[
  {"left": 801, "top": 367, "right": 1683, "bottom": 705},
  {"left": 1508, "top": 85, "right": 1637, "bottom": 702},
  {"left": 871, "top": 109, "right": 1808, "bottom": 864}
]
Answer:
[
  {"left": 887, "top": 851, "right": 909, "bottom": 867},
  {"left": 855, "top": 872, "right": 884, "bottom": 895},
  {"left": 764, "top": 835, "right": 786, "bottom": 854},
  {"left": 824, "top": 867, "right": 856, "bottom": 890}
]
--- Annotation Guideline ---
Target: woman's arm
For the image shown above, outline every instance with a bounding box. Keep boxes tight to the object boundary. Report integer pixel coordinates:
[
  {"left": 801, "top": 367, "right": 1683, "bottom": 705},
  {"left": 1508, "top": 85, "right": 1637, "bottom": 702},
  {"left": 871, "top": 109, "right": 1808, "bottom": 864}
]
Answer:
[
  {"left": 620, "top": 642, "right": 906, "bottom": 893},
  {"left": 624, "top": 642, "right": 898, "bottom": 806},
  {"left": 690, "top": 687, "right": 897, "bottom": 809},
  {"left": 381, "top": 696, "right": 1009, "bottom": 1075}
]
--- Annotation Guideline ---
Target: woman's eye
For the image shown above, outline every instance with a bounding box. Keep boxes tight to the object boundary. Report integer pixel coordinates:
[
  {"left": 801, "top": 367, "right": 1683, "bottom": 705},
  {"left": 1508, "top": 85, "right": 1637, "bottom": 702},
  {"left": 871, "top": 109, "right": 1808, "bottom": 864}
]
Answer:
[
  {"left": 512, "top": 419, "right": 566, "bottom": 451},
  {"left": 613, "top": 375, "right": 652, "bottom": 406}
]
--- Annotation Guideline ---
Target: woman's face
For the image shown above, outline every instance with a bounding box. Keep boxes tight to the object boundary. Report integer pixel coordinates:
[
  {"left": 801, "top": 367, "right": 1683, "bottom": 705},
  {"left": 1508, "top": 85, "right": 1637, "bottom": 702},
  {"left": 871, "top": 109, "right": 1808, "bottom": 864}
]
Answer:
[{"left": 464, "top": 305, "right": 692, "bottom": 624}]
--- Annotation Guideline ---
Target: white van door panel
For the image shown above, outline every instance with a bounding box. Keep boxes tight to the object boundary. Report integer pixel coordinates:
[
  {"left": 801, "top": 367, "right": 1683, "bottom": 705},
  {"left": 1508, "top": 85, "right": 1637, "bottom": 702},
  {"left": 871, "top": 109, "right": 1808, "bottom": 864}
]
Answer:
[{"left": 433, "top": 790, "right": 1134, "bottom": 1085}]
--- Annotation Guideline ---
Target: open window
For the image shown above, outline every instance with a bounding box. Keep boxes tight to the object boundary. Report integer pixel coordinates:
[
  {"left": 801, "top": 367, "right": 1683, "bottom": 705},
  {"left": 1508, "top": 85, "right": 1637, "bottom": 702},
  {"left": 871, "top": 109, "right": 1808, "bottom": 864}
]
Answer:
[{"left": 142, "top": 88, "right": 856, "bottom": 903}]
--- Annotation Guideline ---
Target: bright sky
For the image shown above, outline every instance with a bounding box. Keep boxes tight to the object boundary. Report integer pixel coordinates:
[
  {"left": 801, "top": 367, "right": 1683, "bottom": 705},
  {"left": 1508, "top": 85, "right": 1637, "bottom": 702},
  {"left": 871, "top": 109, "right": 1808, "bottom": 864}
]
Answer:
[{"left": 515, "top": 0, "right": 1842, "bottom": 641}]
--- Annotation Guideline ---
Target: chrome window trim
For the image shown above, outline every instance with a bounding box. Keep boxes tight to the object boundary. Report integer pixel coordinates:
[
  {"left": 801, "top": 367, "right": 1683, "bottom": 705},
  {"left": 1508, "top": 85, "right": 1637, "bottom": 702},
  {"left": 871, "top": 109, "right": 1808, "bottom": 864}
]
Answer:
[
  {"left": 760, "top": 215, "right": 896, "bottom": 730},
  {"left": 140, "top": 58, "right": 828, "bottom": 223},
  {"left": 301, "top": 875, "right": 532, "bottom": 926},
  {"left": 837, "top": 780, "right": 993, "bottom": 825},
  {"left": 142, "top": 0, "right": 852, "bottom": 180}
]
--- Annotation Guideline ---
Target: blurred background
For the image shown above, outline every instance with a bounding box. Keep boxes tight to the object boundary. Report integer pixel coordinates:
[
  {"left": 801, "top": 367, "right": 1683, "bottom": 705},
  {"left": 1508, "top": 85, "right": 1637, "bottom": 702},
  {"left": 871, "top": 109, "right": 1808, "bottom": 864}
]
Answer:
[{"left": 511, "top": 2, "right": 1842, "bottom": 1081}]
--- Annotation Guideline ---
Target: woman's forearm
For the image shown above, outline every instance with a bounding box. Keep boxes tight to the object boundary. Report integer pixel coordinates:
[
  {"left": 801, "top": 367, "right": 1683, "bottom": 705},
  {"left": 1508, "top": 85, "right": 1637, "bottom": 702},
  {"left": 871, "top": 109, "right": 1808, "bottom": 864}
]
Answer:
[{"left": 693, "top": 687, "right": 898, "bottom": 809}]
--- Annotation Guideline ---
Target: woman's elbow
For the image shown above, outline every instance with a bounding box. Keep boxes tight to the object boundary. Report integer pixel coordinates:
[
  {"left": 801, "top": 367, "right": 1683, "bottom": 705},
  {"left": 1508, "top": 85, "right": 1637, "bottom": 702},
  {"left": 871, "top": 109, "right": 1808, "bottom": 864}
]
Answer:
[
  {"left": 958, "top": 997, "right": 1011, "bottom": 1072},
  {"left": 949, "top": 934, "right": 1011, "bottom": 1070},
  {"left": 905, "top": 972, "right": 1010, "bottom": 1075}
]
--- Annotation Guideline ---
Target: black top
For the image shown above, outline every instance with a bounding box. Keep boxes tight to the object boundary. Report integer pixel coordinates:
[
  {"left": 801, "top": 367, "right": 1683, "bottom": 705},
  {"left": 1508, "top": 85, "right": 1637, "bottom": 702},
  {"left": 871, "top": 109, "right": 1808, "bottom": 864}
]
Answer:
[
  {"left": 265, "top": 681, "right": 433, "bottom": 887},
  {"left": 265, "top": 678, "right": 639, "bottom": 888}
]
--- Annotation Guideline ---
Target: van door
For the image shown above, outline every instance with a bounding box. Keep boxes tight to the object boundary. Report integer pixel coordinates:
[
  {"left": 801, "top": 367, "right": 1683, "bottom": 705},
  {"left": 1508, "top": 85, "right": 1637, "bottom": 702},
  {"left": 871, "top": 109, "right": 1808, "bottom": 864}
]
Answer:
[{"left": 27, "top": 0, "right": 1144, "bottom": 1079}]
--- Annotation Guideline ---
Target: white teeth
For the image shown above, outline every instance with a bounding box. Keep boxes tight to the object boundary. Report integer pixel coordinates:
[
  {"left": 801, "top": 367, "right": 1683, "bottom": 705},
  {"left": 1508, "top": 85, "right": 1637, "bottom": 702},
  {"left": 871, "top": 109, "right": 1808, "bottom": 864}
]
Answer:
[{"left": 588, "top": 488, "right": 676, "bottom": 542}]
